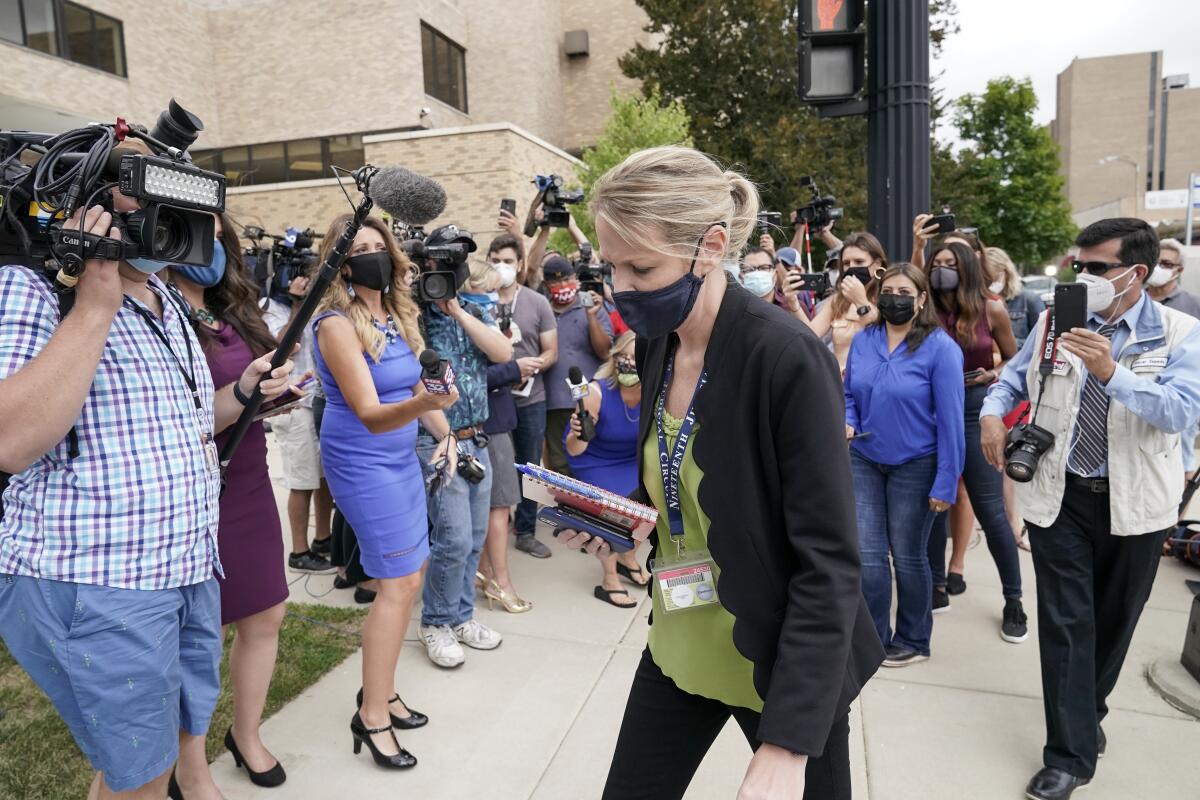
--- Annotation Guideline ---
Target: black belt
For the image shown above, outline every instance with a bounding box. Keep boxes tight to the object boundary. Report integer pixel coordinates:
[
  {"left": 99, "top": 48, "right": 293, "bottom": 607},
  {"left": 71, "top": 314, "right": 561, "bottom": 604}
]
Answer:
[{"left": 1066, "top": 473, "right": 1109, "bottom": 493}]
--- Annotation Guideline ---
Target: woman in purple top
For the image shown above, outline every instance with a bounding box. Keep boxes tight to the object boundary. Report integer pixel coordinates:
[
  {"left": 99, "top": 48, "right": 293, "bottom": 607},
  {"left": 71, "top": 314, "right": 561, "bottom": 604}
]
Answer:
[
  {"left": 565, "top": 332, "right": 649, "bottom": 607},
  {"left": 168, "top": 213, "right": 300, "bottom": 794},
  {"left": 925, "top": 241, "right": 1027, "bottom": 644}
]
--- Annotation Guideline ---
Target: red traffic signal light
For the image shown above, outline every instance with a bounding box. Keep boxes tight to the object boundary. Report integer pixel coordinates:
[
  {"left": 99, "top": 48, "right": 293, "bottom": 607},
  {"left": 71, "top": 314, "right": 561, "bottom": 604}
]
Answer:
[{"left": 798, "top": 0, "right": 866, "bottom": 103}]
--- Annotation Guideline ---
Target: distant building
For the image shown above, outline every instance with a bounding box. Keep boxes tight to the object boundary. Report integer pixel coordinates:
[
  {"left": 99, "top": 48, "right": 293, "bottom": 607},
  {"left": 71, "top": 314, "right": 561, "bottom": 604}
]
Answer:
[
  {"left": 1, "top": 0, "right": 649, "bottom": 238},
  {"left": 1052, "top": 51, "right": 1200, "bottom": 230}
]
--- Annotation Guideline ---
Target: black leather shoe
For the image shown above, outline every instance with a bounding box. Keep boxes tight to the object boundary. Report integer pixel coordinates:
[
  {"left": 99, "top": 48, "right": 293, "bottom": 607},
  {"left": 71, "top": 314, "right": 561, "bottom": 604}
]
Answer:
[
  {"left": 1025, "top": 767, "right": 1090, "bottom": 800},
  {"left": 225, "top": 727, "right": 286, "bottom": 787},
  {"left": 354, "top": 586, "right": 377, "bottom": 604},
  {"left": 356, "top": 687, "right": 429, "bottom": 729},
  {"left": 1097, "top": 725, "right": 1106, "bottom": 758}
]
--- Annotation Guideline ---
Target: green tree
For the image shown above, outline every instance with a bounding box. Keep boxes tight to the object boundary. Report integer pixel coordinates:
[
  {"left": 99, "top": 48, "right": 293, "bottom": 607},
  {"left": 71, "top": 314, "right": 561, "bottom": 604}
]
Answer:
[
  {"left": 619, "top": 0, "right": 960, "bottom": 256},
  {"left": 951, "top": 76, "right": 1076, "bottom": 267},
  {"left": 551, "top": 85, "right": 693, "bottom": 252}
]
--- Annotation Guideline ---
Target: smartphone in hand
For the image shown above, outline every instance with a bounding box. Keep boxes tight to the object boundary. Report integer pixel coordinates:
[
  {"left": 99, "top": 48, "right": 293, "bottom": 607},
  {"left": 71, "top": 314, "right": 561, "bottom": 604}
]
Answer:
[
  {"left": 1054, "top": 283, "right": 1087, "bottom": 335},
  {"left": 500, "top": 198, "right": 517, "bottom": 215}
]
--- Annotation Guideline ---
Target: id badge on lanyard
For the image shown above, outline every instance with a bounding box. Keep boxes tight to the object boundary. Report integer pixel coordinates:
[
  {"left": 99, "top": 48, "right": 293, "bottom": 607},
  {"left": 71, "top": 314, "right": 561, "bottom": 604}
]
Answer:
[{"left": 648, "top": 349, "right": 719, "bottom": 614}]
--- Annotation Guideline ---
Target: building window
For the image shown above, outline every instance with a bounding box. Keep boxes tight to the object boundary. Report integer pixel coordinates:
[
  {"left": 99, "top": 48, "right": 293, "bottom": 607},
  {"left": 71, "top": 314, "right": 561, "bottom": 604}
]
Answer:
[
  {"left": 1, "top": 0, "right": 125, "bottom": 76},
  {"left": 421, "top": 22, "right": 467, "bottom": 113},
  {"left": 191, "top": 135, "right": 366, "bottom": 188}
]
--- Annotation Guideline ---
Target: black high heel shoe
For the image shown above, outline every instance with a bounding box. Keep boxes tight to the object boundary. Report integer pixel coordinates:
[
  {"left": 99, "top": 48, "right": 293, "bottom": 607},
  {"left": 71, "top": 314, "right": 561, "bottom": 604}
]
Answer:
[
  {"left": 350, "top": 712, "right": 417, "bottom": 769},
  {"left": 167, "top": 770, "right": 183, "bottom": 800},
  {"left": 225, "top": 726, "right": 287, "bottom": 787},
  {"left": 356, "top": 687, "right": 429, "bottom": 729}
]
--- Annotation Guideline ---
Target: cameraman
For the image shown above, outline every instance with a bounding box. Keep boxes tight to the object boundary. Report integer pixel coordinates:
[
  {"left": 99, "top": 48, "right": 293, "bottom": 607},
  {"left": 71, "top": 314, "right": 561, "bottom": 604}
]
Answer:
[
  {"left": 416, "top": 226, "right": 514, "bottom": 669},
  {"left": 541, "top": 254, "right": 614, "bottom": 476},
  {"left": 524, "top": 203, "right": 591, "bottom": 291},
  {"left": 0, "top": 201, "right": 294, "bottom": 799},
  {"left": 980, "top": 218, "right": 1200, "bottom": 800}
]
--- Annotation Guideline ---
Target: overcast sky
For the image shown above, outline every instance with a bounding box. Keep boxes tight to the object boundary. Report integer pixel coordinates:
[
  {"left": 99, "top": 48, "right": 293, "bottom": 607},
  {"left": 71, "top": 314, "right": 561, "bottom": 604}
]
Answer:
[{"left": 932, "top": 0, "right": 1200, "bottom": 144}]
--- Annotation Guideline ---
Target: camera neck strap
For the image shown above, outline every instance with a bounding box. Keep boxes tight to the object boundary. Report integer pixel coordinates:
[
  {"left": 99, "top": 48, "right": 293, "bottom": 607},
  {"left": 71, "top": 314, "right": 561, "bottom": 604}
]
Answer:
[
  {"left": 1029, "top": 312, "right": 1059, "bottom": 426},
  {"left": 124, "top": 287, "right": 203, "bottom": 413}
]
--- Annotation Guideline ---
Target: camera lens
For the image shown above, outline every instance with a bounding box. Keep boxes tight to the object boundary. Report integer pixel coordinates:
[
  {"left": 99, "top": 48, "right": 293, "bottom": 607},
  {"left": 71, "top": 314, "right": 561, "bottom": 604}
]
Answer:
[
  {"left": 421, "top": 271, "right": 453, "bottom": 301},
  {"left": 151, "top": 207, "right": 191, "bottom": 261},
  {"left": 1005, "top": 455, "right": 1036, "bottom": 483}
]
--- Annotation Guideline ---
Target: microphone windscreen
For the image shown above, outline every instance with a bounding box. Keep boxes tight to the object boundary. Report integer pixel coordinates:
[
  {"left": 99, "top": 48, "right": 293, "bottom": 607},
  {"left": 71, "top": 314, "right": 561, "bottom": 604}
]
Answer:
[
  {"left": 568, "top": 366, "right": 584, "bottom": 384},
  {"left": 419, "top": 349, "right": 441, "bottom": 370},
  {"left": 368, "top": 166, "right": 447, "bottom": 224}
]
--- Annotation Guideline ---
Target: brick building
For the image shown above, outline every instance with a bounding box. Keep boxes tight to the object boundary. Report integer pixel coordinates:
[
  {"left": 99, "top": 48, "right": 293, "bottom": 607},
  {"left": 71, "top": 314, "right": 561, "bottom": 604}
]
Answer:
[
  {"left": 1052, "top": 51, "right": 1200, "bottom": 229},
  {"left": 1, "top": 0, "right": 649, "bottom": 240}
]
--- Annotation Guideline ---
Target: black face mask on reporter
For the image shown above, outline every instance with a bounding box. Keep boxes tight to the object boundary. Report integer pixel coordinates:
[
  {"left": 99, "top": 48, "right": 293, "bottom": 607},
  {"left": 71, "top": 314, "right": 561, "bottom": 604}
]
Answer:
[
  {"left": 877, "top": 294, "right": 918, "bottom": 325},
  {"left": 344, "top": 251, "right": 393, "bottom": 293}
]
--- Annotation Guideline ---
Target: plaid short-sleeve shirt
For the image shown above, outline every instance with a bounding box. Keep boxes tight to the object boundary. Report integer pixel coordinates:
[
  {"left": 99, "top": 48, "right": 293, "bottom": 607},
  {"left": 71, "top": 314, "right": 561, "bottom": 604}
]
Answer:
[{"left": 0, "top": 267, "right": 222, "bottom": 590}]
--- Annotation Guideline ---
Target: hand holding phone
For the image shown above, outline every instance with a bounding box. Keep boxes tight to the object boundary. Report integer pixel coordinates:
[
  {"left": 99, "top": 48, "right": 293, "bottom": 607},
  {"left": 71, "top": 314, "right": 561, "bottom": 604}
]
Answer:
[{"left": 1054, "top": 283, "right": 1088, "bottom": 335}]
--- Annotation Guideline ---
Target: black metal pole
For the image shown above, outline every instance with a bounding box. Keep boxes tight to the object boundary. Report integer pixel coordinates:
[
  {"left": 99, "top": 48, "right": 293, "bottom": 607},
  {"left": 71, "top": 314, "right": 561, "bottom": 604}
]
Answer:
[
  {"left": 866, "top": 0, "right": 931, "bottom": 262},
  {"left": 217, "top": 194, "right": 373, "bottom": 470}
]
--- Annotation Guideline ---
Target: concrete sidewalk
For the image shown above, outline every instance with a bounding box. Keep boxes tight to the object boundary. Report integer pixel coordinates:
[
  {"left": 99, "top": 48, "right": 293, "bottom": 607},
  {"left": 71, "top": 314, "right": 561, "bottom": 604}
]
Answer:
[{"left": 219, "top": 443, "right": 1199, "bottom": 799}]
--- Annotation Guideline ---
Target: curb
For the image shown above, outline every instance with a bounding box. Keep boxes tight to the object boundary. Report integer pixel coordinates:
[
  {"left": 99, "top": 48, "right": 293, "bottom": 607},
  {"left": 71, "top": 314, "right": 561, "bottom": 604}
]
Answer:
[{"left": 1146, "top": 656, "right": 1200, "bottom": 719}]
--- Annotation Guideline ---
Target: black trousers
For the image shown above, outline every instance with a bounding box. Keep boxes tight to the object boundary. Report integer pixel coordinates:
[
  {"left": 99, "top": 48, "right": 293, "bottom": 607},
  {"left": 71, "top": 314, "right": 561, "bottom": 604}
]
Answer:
[
  {"left": 602, "top": 648, "right": 851, "bottom": 800},
  {"left": 1026, "top": 483, "right": 1168, "bottom": 780}
]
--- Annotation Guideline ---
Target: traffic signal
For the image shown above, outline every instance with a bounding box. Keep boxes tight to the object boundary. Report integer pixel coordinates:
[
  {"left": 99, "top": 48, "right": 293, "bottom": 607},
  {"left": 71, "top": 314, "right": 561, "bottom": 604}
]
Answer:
[{"left": 797, "top": 0, "right": 866, "bottom": 104}]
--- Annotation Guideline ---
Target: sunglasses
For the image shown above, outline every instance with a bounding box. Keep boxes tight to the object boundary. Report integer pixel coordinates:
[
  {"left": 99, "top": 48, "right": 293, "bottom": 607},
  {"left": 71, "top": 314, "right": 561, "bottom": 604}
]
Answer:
[{"left": 1071, "top": 260, "right": 1136, "bottom": 276}]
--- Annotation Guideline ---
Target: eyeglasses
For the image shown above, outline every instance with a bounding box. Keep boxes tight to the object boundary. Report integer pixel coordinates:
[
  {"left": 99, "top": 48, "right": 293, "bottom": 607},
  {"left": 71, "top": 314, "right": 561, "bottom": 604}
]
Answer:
[
  {"left": 742, "top": 263, "right": 773, "bottom": 273},
  {"left": 1159, "top": 261, "right": 1182, "bottom": 270},
  {"left": 1071, "top": 260, "right": 1135, "bottom": 276}
]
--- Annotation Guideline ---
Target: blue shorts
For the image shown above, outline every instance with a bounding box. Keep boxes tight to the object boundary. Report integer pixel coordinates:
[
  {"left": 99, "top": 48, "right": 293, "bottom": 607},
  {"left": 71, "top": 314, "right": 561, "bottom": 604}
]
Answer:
[{"left": 0, "top": 574, "right": 222, "bottom": 792}]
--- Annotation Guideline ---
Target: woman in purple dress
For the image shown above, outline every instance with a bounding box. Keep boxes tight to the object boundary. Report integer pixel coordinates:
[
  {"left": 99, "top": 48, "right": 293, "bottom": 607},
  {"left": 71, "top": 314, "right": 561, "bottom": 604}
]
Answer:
[
  {"left": 565, "top": 331, "right": 650, "bottom": 607},
  {"left": 168, "top": 212, "right": 300, "bottom": 795}
]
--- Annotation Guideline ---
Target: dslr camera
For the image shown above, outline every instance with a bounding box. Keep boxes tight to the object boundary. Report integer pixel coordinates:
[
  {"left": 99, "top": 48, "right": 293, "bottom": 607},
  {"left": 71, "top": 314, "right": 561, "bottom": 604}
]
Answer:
[
  {"left": 1004, "top": 422, "right": 1055, "bottom": 483},
  {"left": 795, "top": 176, "right": 843, "bottom": 231},
  {"left": 574, "top": 243, "right": 611, "bottom": 298},
  {"left": 416, "top": 224, "right": 475, "bottom": 304},
  {"left": 524, "top": 174, "right": 584, "bottom": 235},
  {"left": 0, "top": 99, "right": 225, "bottom": 282},
  {"left": 457, "top": 443, "right": 488, "bottom": 484}
]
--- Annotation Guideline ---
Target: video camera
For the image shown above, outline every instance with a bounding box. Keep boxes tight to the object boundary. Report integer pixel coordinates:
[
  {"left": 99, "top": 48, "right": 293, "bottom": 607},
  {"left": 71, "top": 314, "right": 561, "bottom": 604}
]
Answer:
[
  {"left": 0, "top": 99, "right": 225, "bottom": 284},
  {"left": 795, "top": 176, "right": 843, "bottom": 231},
  {"left": 416, "top": 224, "right": 475, "bottom": 304},
  {"left": 574, "top": 243, "right": 611, "bottom": 298},
  {"left": 244, "top": 225, "right": 321, "bottom": 303},
  {"left": 524, "top": 174, "right": 583, "bottom": 235}
]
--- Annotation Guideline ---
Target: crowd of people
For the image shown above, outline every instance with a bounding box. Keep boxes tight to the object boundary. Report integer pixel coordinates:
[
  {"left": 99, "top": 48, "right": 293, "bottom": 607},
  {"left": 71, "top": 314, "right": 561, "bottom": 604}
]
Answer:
[{"left": 0, "top": 136, "right": 1197, "bottom": 800}]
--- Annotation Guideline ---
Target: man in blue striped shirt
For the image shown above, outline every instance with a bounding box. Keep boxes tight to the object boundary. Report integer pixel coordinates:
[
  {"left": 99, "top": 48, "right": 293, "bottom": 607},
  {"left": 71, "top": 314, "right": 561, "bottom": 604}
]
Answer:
[{"left": 0, "top": 203, "right": 294, "bottom": 798}]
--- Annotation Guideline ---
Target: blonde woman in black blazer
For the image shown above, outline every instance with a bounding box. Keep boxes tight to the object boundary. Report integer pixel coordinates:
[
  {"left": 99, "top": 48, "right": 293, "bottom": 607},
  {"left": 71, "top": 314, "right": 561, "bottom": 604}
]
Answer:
[{"left": 556, "top": 146, "right": 884, "bottom": 800}]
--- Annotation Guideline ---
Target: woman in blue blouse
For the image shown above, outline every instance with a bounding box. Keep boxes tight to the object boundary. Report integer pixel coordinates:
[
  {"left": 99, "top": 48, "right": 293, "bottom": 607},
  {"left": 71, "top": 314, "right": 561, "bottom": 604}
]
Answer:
[{"left": 844, "top": 263, "right": 965, "bottom": 667}]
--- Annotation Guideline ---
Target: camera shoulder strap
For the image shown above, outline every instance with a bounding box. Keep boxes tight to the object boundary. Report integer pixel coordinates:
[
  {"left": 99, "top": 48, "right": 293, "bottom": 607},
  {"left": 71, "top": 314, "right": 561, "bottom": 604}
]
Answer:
[{"left": 1038, "top": 311, "right": 1058, "bottom": 376}]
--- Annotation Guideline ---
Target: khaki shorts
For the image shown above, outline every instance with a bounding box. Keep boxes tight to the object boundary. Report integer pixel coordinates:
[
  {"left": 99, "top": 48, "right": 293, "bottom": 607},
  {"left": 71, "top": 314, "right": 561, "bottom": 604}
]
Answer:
[{"left": 271, "top": 407, "right": 323, "bottom": 490}]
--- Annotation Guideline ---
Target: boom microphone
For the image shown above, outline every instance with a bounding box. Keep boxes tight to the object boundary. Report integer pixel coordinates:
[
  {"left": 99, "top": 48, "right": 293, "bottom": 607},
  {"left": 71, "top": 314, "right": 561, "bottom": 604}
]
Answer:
[
  {"left": 367, "top": 166, "right": 447, "bottom": 225},
  {"left": 567, "top": 366, "right": 596, "bottom": 442}
]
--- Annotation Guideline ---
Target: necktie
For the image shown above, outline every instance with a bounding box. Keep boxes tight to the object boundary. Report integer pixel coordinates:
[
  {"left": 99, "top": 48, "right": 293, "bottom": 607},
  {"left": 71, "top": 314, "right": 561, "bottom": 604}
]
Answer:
[{"left": 1066, "top": 323, "right": 1119, "bottom": 476}]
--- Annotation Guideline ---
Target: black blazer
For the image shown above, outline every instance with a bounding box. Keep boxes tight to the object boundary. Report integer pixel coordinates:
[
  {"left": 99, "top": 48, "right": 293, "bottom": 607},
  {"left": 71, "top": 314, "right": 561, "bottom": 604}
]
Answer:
[{"left": 635, "top": 279, "right": 884, "bottom": 756}]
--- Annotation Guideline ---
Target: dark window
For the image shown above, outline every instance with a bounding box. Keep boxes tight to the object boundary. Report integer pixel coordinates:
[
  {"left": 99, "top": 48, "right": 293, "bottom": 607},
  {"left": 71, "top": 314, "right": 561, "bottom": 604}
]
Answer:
[
  {"left": 191, "top": 135, "right": 365, "bottom": 187},
  {"left": 421, "top": 22, "right": 467, "bottom": 113},
  {"left": 2, "top": 0, "right": 125, "bottom": 76}
]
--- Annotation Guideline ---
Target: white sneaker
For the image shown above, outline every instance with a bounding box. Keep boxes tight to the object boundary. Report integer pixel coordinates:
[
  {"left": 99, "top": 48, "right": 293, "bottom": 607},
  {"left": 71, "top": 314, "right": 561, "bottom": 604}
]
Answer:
[
  {"left": 453, "top": 618, "right": 502, "bottom": 651},
  {"left": 419, "top": 624, "right": 465, "bottom": 668}
]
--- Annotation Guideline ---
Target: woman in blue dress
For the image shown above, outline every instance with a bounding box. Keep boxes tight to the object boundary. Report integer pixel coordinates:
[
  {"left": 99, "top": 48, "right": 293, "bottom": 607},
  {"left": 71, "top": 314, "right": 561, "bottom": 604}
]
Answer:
[
  {"left": 565, "top": 331, "right": 650, "bottom": 607},
  {"left": 312, "top": 215, "right": 458, "bottom": 771}
]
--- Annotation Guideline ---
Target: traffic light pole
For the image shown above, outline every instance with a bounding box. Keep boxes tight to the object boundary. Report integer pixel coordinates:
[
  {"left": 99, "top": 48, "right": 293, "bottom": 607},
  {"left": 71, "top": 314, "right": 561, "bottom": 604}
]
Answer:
[{"left": 865, "top": 0, "right": 931, "bottom": 262}]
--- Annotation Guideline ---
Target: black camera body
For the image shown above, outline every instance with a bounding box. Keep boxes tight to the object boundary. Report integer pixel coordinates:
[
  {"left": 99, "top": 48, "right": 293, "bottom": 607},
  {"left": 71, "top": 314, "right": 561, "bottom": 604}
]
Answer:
[
  {"left": 757, "top": 211, "right": 782, "bottom": 235},
  {"left": 416, "top": 224, "right": 475, "bottom": 304},
  {"left": 457, "top": 445, "right": 487, "bottom": 484},
  {"left": 528, "top": 174, "right": 584, "bottom": 232},
  {"left": 245, "top": 226, "right": 320, "bottom": 302},
  {"left": 575, "top": 243, "right": 611, "bottom": 298},
  {"left": 1004, "top": 422, "right": 1056, "bottom": 483},
  {"left": 795, "top": 176, "right": 843, "bottom": 231},
  {"left": 0, "top": 100, "right": 225, "bottom": 280}
]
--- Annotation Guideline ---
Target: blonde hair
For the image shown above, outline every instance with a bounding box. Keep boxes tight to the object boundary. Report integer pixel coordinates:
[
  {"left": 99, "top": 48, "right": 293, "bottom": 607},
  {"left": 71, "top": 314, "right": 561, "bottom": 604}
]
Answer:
[
  {"left": 985, "top": 246, "right": 1022, "bottom": 302},
  {"left": 315, "top": 214, "right": 424, "bottom": 362},
  {"left": 590, "top": 146, "right": 759, "bottom": 262},
  {"left": 593, "top": 331, "right": 637, "bottom": 389},
  {"left": 467, "top": 259, "right": 500, "bottom": 293}
]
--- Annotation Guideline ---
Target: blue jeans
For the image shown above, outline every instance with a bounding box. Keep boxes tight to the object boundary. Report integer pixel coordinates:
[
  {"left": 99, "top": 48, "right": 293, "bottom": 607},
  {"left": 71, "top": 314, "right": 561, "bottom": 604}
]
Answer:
[
  {"left": 512, "top": 401, "right": 547, "bottom": 537},
  {"left": 851, "top": 451, "right": 938, "bottom": 656},
  {"left": 927, "top": 384, "right": 1023, "bottom": 598},
  {"left": 417, "top": 434, "right": 493, "bottom": 627}
]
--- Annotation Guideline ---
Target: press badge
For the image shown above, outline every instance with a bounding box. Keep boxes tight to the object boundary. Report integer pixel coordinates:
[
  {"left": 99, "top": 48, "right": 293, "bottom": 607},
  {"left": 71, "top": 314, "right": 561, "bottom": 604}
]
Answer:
[
  {"left": 1131, "top": 355, "right": 1168, "bottom": 373},
  {"left": 650, "top": 548, "right": 720, "bottom": 614}
]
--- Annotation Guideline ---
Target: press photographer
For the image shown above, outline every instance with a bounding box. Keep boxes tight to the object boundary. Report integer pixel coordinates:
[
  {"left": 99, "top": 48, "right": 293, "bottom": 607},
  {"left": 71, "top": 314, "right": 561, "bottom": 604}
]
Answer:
[
  {"left": 0, "top": 104, "right": 295, "bottom": 799},
  {"left": 979, "top": 218, "right": 1200, "bottom": 800},
  {"left": 412, "top": 224, "right": 514, "bottom": 669}
]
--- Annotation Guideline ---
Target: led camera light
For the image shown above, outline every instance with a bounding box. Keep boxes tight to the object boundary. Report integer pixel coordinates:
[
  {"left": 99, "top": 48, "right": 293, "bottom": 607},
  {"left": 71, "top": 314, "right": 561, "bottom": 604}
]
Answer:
[{"left": 119, "top": 154, "right": 225, "bottom": 213}]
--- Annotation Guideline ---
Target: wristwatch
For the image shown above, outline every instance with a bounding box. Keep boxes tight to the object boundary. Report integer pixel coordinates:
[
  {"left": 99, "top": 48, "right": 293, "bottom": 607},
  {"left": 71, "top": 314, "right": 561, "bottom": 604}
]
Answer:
[{"left": 856, "top": 304, "right": 872, "bottom": 317}]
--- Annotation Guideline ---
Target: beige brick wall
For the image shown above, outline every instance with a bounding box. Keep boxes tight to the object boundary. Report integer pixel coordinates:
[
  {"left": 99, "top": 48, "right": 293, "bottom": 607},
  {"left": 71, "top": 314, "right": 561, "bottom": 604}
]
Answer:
[
  {"left": 1164, "top": 87, "right": 1200, "bottom": 191},
  {"left": 223, "top": 125, "right": 580, "bottom": 254},
  {"left": 559, "top": 0, "right": 650, "bottom": 153}
]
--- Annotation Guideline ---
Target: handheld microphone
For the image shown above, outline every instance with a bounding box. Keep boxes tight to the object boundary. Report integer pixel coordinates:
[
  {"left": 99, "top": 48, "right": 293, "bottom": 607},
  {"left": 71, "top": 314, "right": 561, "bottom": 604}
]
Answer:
[
  {"left": 567, "top": 366, "right": 596, "bottom": 442},
  {"left": 420, "top": 348, "right": 456, "bottom": 395}
]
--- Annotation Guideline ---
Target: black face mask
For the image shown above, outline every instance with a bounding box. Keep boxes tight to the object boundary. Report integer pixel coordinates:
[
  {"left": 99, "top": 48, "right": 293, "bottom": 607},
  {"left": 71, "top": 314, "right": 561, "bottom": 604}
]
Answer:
[
  {"left": 844, "top": 267, "right": 871, "bottom": 285},
  {"left": 877, "top": 294, "right": 917, "bottom": 325},
  {"left": 345, "top": 251, "right": 393, "bottom": 293}
]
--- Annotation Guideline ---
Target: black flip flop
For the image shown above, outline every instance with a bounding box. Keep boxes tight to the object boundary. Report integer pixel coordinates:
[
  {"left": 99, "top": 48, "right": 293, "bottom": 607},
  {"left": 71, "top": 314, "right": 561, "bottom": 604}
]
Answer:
[
  {"left": 594, "top": 586, "right": 638, "bottom": 608},
  {"left": 615, "top": 562, "right": 650, "bottom": 587}
]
